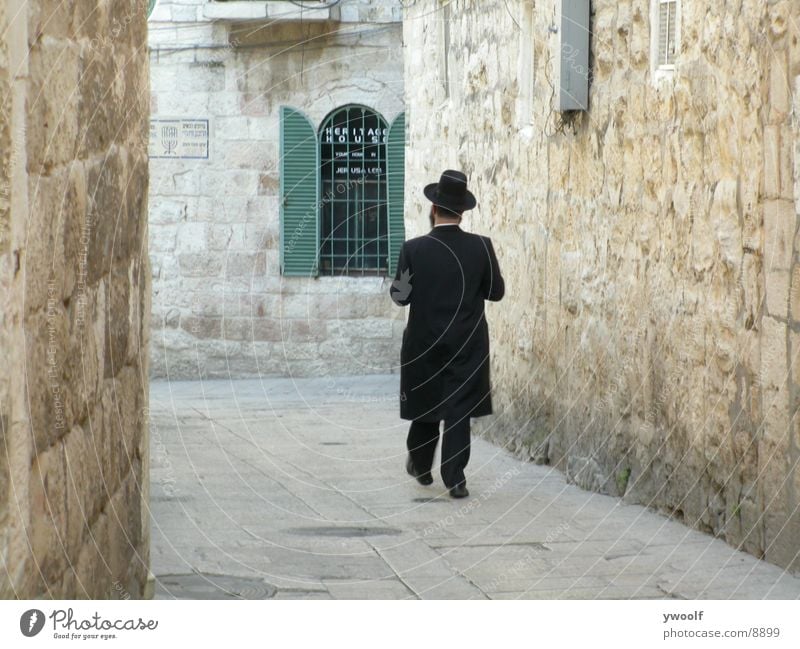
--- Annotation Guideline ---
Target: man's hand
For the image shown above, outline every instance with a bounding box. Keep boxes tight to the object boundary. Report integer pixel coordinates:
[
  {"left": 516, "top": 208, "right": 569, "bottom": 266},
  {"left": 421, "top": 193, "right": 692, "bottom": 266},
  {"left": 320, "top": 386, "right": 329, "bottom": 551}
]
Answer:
[{"left": 391, "top": 268, "right": 413, "bottom": 305}]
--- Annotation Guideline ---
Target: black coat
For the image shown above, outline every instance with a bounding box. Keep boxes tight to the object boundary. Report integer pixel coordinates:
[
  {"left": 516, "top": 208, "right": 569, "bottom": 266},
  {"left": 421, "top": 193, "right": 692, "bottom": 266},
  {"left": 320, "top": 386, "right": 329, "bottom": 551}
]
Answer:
[{"left": 390, "top": 225, "right": 505, "bottom": 422}]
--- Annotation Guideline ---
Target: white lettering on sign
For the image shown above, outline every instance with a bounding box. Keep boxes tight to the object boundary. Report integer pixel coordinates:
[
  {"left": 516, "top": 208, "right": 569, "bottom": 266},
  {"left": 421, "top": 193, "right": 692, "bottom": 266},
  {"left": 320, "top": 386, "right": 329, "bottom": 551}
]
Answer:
[
  {"left": 322, "top": 126, "right": 388, "bottom": 144},
  {"left": 149, "top": 118, "right": 210, "bottom": 159}
]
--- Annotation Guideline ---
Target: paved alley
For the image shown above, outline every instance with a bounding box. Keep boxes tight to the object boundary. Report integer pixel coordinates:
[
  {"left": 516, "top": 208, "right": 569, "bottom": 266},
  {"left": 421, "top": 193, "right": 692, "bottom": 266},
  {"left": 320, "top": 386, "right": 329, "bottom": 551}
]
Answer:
[{"left": 149, "top": 376, "right": 800, "bottom": 600}]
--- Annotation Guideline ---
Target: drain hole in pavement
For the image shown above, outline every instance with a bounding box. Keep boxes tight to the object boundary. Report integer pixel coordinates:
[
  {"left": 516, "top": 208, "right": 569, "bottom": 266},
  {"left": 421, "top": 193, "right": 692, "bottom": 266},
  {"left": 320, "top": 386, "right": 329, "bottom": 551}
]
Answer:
[
  {"left": 412, "top": 497, "right": 444, "bottom": 503},
  {"left": 155, "top": 573, "right": 276, "bottom": 600},
  {"left": 287, "top": 526, "right": 402, "bottom": 537},
  {"left": 319, "top": 442, "right": 347, "bottom": 446}
]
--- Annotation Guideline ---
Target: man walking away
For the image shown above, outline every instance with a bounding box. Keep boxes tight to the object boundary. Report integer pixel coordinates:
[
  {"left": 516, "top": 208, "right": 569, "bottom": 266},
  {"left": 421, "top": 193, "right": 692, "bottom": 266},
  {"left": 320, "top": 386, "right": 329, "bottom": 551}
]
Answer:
[{"left": 390, "top": 170, "right": 505, "bottom": 498}]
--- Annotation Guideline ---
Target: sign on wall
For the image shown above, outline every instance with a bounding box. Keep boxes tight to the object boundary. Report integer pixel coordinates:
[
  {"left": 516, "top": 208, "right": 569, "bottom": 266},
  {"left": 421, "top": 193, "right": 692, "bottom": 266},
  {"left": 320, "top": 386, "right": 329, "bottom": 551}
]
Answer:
[{"left": 149, "top": 119, "right": 210, "bottom": 159}]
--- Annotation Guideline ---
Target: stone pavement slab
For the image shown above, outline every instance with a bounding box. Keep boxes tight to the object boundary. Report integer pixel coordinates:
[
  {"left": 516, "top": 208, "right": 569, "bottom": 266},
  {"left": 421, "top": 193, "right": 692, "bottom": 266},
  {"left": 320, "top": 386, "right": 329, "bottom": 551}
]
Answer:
[{"left": 149, "top": 376, "right": 800, "bottom": 599}]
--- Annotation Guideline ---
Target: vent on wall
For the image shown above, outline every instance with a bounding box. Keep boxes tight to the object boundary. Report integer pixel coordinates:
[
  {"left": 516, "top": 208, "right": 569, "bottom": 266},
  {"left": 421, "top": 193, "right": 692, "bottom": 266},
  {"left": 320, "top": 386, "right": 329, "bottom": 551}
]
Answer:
[
  {"left": 554, "top": 0, "right": 590, "bottom": 111},
  {"left": 657, "top": 0, "right": 677, "bottom": 68}
]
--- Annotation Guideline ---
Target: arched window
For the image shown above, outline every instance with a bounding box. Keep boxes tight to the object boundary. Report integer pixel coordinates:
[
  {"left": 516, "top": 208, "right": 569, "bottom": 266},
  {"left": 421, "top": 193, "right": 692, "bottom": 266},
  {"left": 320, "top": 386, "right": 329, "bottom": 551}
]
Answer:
[
  {"left": 279, "top": 105, "right": 405, "bottom": 278},
  {"left": 318, "top": 105, "right": 388, "bottom": 275}
]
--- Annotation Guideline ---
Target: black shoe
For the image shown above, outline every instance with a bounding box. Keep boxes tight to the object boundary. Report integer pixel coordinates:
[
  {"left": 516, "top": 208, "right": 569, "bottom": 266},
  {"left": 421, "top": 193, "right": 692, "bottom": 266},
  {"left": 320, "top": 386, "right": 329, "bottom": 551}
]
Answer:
[
  {"left": 406, "top": 455, "right": 433, "bottom": 485},
  {"left": 449, "top": 484, "right": 469, "bottom": 499}
]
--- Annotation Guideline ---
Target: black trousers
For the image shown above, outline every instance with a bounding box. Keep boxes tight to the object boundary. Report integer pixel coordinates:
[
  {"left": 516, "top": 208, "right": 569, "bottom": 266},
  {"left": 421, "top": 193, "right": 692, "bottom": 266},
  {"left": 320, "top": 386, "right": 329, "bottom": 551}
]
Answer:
[{"left": 406, "top": 417, "right": 471, "bottom": 488}]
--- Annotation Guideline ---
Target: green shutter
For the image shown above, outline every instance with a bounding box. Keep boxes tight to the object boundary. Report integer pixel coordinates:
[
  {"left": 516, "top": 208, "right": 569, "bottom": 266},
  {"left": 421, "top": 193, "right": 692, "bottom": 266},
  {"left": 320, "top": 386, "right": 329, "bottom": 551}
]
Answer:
[
  {"left": 280, "top": 106, "right": 319, "bottom": 277},
  {"left": 386, "top": 112, "right": 406, "bottom": 276}
]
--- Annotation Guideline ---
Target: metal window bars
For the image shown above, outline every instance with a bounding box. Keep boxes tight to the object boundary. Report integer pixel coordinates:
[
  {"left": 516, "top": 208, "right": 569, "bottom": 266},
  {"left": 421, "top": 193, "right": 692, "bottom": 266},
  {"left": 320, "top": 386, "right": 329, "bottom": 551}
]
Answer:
[{"left": 319, "top": 105, "right": 389, "bottom": 276}]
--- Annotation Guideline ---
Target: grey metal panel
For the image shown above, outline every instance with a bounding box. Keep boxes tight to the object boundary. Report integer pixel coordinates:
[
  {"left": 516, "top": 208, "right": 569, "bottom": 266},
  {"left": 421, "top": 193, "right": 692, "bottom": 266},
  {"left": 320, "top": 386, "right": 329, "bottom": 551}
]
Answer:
[{"left": 557, "top": 0, "right": 590, "bottom": 111}]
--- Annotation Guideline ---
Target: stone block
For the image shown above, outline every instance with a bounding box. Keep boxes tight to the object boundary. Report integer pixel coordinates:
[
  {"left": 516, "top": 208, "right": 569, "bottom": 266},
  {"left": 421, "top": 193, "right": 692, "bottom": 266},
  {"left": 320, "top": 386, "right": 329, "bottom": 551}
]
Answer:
[
  {"left": 760, "top": 315, "right": 789, "bottom": 395},
  {"left": 769, "top": 51, "right": 791, "bottom": 123},
  {"left": 76, "top": 410, "right": 105, "bottom": 527},
  {"left": 29, "top": 442, "right": 68, "bottom": 582},
  {"left": 283, "top": 319, "right": 327, "bottom": 343},
  {"left": 764, "top": 199, "right": 796, "bottom": 271},
  {"left": 791, "top": 331, "right": 800, "bottom": 389},
  {"left": 224, "top": 251, "right": 266, "bottom": 277},
  {"left": 190, "top": 292, "right": 238, "bottom": 317},
  {"left": 244, "top": 222, "right": 275, "bottom": 250},
  {"left": 779, "top": 124, "right": 795, "bottom": 200},
  {"left": 113, "top": 365, "right": 144, "bottom": 471},
  {"left": 63, "top": 288, "right": 103, "bottom": 425},
  {"left": 26, "top": 306, "right": 72, "bottom": 453},
  {"left": 258, "top": 172, "right": 280, "bottom": 196},
  {"left": 220, "top": 140, "right": 275, "bottom": 170},
  {"left": 176, "top": 221, "right": 207, "bottom": 253},
  {"left": 200, "top": 168, "right": 258, "bottom": 198},
  {"left": 339, "top": 5, "right": 360, "bottom": 22},
  {"left": 149, "top": 64, "right": 179, "bottom": 93},
  {"left": 104, "top": 264, "right": 131, "bottom": 379},
  {"left": 149, "top": 224, "right": 179, "bottom": 253},
  {"left": 248, "top": 318, "right": 281, "bottom": 342},
  {"left": 246, "top": 195, "right": 279, "bottom": 224},
  {"left": 361, "top": 340, "right": 398, "bottom": 368},
  {"left": 149, "top": 198, "right": 190, "bottom": 224},
  {"left": 222, "top": 317, "right": 252, "bottom": 341},
  {"left": 178, "top": 61, "right": 225, "bottom": 93},
  {"left": 741, "top": 251, "right": 763, "bottom": 330},
  {"left": 194, "top": 196, "right": 247, "bottom": 223},
  {"left": 78, "top": 42, "right": 121, "bottom": 158},
  {"left": 769, "top": 0, "right": 791, "bottom": 39},
  {"left": 182, "top": 315, "right": 223, "bottom": 339},
  {"left": 281, "top": 344, "right": 322, "bottom": 364},
  {"left": 763, "top": 126, "right": 781, "bottom": 199},
  {"left": 62, "top": 426, "right": 93, "bottom": 561},
  {"left": 203, "top": 1, "right": 268, "bottom": 21},
  {"left": 85, "top": 149, "right": 127, "bottom": 282},
  {"left": 25, "top": 173, "right": 68, "bottom": 314},
  {"left": 709, "top": 178, "right": 742, "bottom": 268},
  {"left": 105, "top": 480, "right": 138, "bottom": 591},
  {"left": 208, "top": 223, "right": 243, "bottom": 251},
  {"left": 27, "top": 36, "right": 80, "bottom": 172},
  {"left": 179, "top": 253, "right": 224, "bottom": 277},
  {"left": 763, "top": 377, "right": 791, "bottom": 447},
  {"left": 75, "top": 511, "right": 111, "bottom": 598},
  {"left": 758, "top": 438, "right": 794, "bottom": 568},
  {"left": 61, "top": 162, "right": 88, "bottom": 303},
  {"left": 765, "top": 268, "right": 790, "bottom": 317},
  {"left": 239, "top": 293, "right": 277, "bottom": 318},
  {"left": 279, "top": 294, "right": 312, "bottom": 319},
  {"left": 341, "top": 318, "right": 394, "bottom": 340}
]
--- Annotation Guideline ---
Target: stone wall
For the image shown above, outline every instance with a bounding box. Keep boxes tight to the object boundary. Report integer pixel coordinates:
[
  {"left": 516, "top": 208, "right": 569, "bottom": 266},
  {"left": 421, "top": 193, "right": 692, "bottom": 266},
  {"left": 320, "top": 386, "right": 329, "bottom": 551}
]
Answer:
[
  {"left": 404, "top": 0, "right": 800, "bottom": 572},
  {"left": 148, "top": 0, "right": 406, "bottom": 379},
  {"left": 0, "top": 0, "right": 150, "bottom": 597}
]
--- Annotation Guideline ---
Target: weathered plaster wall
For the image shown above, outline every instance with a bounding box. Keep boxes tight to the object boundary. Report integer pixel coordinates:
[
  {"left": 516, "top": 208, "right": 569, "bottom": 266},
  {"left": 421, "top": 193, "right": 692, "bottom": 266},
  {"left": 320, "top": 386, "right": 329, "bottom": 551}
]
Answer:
[
  {"left": 0, "top": 0, "right": 150, "bottom": 597},
  {"left": 148, "top": 0, "right": 405, "bottom": 379},
  {"left": 404, "top": 0, "right": 800, "bottom": 571}
]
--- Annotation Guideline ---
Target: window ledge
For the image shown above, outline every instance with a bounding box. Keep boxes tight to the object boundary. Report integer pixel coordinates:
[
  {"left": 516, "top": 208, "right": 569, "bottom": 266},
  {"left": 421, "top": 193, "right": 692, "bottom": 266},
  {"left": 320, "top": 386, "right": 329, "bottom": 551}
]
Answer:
[
  {"left": 203, "top": 1, "right": 333, "bottom": 23},
  {"left": 651, "top": 66, "right": 676, "bottom": 85}
]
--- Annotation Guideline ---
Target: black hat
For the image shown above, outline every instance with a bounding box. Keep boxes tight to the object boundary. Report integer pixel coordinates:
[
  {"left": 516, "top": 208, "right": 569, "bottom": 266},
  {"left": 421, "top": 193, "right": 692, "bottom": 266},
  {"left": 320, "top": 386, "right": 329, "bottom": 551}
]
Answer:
[{"left": 424, "top": 169, "right": 477, "bottom": 212}]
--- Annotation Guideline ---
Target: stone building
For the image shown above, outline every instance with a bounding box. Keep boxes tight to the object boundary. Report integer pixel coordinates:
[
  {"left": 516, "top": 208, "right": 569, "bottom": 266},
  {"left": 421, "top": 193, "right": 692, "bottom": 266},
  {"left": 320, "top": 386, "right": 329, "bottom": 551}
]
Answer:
[
  {"left": 148, "top": 0, "right": 406, "bottom": 379},
  {"left": 0, "top": 1, "right": 150, "bottom": 597},
  {"left": 404, "top": 0, "right": 800, "bottom": 572}
]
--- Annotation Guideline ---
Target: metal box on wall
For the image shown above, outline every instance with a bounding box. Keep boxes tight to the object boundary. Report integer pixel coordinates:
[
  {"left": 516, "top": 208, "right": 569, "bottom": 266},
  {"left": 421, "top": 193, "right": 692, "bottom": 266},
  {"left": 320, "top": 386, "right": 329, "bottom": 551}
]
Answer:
[{"left": 554, "top": 0, "right": 591, "bottom": 111}]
